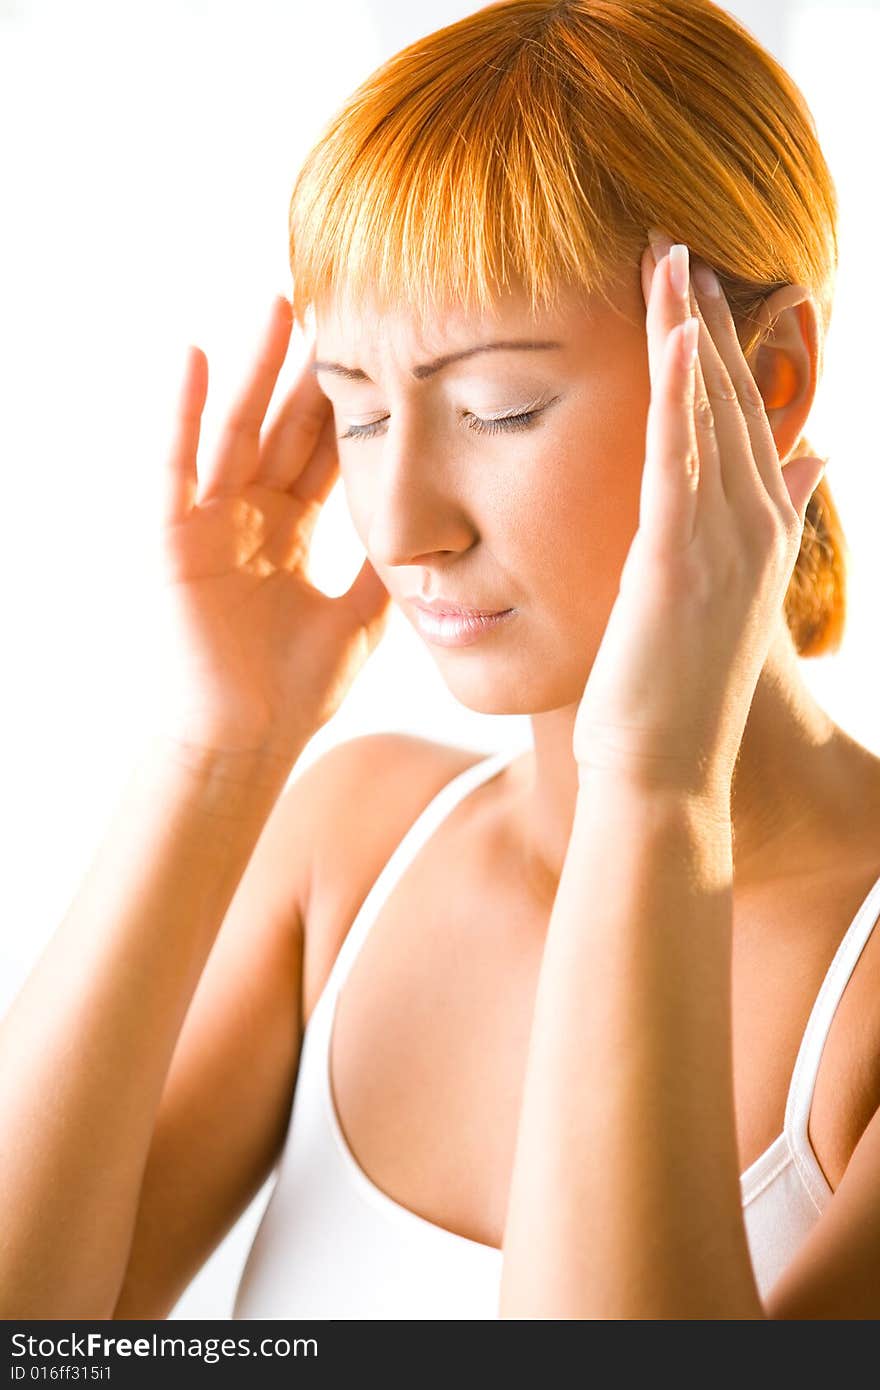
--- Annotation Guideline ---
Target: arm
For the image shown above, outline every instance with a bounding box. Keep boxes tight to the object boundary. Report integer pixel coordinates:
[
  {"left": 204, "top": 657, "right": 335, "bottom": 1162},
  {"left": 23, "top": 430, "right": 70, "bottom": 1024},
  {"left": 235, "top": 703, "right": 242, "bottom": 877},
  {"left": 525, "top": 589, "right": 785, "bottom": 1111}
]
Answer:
[
  {"left": 0, "top": 733, "right": 302, "bottom": 1319},
  {"left": 497, "top": 233, "right": 826, "bottom": 1319},
  {"left": 499, "top": 235, "right": 878, "bottom": 1319},
  {"left": 0, "top": 280, "right": 390, "bottom": 1319},
  {"left": 499, "top": 773, "right": 764, "bottom": 1319},
  {"left": 107, "top": 731, "right": 421, "bottom": 1321}
]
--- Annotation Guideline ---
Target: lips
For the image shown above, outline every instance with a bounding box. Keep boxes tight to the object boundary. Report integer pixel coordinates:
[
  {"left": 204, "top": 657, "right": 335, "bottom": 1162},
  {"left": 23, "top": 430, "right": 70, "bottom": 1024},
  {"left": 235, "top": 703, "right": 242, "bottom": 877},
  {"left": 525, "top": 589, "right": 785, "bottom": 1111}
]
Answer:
[
  {"left": 411, "top": 597, "right": 511, "bottom": 619},
  {"left": 409, "top": 602, "right": 516, "bottom": 648}
]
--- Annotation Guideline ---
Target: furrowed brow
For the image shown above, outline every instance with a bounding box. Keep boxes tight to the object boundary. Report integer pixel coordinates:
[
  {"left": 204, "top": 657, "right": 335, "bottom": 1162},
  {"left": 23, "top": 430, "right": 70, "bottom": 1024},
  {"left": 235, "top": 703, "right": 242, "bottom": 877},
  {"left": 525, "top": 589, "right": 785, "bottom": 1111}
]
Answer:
[{"left": 310, "top": 340, "right": 564, "bottom": 383}]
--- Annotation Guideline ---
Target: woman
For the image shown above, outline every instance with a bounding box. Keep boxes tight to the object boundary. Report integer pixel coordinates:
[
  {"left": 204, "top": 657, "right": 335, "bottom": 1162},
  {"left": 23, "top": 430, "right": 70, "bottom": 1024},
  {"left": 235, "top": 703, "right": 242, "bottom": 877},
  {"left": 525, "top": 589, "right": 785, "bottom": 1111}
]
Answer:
[{"left": 2, "top": 0, "right": 879, "bottom": 1320}]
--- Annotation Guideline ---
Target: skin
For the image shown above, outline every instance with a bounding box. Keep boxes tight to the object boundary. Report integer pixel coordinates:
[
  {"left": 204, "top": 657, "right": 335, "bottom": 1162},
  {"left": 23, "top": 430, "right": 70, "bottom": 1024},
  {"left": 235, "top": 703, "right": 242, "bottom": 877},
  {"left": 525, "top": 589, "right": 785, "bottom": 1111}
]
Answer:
[{"left": 311, "top": 250, "right": 880, "bottom": 903}]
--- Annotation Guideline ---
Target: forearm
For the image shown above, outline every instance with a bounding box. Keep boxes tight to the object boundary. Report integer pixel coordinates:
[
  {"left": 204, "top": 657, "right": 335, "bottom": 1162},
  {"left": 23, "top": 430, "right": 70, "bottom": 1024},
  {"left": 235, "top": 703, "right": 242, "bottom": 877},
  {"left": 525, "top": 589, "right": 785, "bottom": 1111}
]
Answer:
[
  {"left": 0, "top": 733, "right": 301, "bottom": 1318},
  {"left": 500, "top": 774, "right": 763, "bottom": 1319}
]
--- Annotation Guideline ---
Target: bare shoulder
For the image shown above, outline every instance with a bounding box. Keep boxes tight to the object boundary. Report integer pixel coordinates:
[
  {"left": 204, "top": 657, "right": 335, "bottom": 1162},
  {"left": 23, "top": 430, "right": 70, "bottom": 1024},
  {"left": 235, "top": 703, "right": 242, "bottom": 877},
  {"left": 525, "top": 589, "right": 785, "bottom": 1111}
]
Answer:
[
  {"left": 289, "top": 733, "right": 487, "bottom": 1021},
  {"left": 304, "top": 732, "right": 486, "bottom": 883}
]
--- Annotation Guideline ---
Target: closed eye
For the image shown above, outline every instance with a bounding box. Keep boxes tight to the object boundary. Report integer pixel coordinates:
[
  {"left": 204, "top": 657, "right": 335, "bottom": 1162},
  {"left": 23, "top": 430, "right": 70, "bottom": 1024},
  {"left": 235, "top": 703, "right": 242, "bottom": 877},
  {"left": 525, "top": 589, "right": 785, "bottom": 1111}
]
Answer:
[{"left": 337, "top": 396, "right": 560, "bottom": 442}]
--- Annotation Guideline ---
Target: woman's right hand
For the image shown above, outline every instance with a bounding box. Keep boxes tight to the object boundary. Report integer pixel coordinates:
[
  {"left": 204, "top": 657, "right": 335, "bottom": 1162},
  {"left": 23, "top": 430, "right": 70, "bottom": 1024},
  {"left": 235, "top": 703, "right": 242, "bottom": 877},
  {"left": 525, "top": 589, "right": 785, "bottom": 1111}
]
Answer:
[{"left": 146, "top": 296, "right": 392, "bottom": 763}]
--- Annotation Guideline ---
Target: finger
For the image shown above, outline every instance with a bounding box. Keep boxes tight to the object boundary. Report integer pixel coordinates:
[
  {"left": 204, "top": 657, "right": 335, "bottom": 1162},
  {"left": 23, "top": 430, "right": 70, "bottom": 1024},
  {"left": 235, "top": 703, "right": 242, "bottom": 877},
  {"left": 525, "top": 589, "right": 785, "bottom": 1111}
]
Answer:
[
  {"left": 641, "top": 242, "right": 655, "bottom": 308},
  {"left": 293, "top": 405, "right": 342, "bottom": 510},
  {"left": 780, "top": 453, "right": 827, "bottom": 527},
  {"left": 643, "top": 235, "right": 675, "bottom": 394},
  {"left": 200, "top": 295, "right": 294, "bottom": 503},
  {"left": 641, "top": 316, "right": 701, "bottom": 551},
  {"left": 685, "top": 263, "right": 766, "bottom": 513},
  {"left": 645, "top": 233, "right": 724, "bottom": 518},
  {"left": 640, "top": 245, "right": 659, "bottom": 389},
  {"left": 271, "top": 408, "right": 343, "bottom": 565},
  {"left": 691, "top": 344, "right": 725, "bottom": 519},
  {"left": 164, "top": 345, "right": 208, "bottom": 525},
  {"left": 690, "top": 257, "right": 789, "bottom": 515},
  {"left": 258, "top": 334, "right": 335, "bottom": 491},
  {"left": 338, "top": 554, "right": 393, "bottom": 659},
  {"left": 680, "top": 274, "right": 725, "bottom": 518}
]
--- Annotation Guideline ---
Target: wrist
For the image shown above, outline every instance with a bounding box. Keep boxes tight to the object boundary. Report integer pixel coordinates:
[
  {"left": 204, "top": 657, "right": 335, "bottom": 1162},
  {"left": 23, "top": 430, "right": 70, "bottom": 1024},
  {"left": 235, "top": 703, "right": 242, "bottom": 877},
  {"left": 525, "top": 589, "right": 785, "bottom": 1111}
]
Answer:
[
  {"left": 135, "top": 728, "right": 307, "bottom": 802},
  {"left": 575, "top": 762, "right": 732, "bottom": 833},
  {"left": 569, "top": 772, "right": 734, "bottom": 916},
  {"left": 576, "top": 754, "right": 731, "bottom": 809},
  {"left": 141, "top": 710, "right": 313, "bottom": 768}
]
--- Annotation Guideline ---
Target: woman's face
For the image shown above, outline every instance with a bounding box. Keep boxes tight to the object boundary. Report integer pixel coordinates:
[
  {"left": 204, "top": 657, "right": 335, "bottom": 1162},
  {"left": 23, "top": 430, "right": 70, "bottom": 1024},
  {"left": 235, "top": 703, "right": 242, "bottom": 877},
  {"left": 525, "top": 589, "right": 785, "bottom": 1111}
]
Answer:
[{"left": 313, "top": 264, "right": 652, "bottom": 715}]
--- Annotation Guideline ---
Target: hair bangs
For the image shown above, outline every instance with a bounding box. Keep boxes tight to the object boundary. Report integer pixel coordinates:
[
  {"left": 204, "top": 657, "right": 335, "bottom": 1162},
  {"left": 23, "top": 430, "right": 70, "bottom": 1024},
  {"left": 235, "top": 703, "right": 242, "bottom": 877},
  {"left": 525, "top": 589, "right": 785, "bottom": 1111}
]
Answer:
[{"left": 288, "top": 9, "right": 637, "bottom": 332}]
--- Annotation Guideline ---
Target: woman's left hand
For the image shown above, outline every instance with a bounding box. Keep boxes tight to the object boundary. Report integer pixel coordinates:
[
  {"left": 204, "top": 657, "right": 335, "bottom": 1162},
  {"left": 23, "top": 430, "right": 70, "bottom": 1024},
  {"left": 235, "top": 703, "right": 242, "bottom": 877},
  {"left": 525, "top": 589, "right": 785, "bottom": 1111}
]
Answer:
[{"left": 571, "top": 230, "right": 826, "bottom": 799}]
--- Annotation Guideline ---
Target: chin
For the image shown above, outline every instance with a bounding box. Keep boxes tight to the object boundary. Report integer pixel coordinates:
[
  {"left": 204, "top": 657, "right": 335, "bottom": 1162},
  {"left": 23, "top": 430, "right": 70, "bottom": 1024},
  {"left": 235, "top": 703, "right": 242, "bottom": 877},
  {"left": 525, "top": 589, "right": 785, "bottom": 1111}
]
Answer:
[{"left": 433, "top": 656, "right": 587, "bottom": 717}]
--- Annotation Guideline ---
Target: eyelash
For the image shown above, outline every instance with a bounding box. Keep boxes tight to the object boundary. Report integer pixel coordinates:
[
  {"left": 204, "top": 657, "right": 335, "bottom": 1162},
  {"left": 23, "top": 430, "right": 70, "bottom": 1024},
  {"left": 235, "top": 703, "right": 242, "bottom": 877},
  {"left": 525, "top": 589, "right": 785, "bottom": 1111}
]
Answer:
[{"left": 338, "top": 403, "right": 552, "bottom": 442}]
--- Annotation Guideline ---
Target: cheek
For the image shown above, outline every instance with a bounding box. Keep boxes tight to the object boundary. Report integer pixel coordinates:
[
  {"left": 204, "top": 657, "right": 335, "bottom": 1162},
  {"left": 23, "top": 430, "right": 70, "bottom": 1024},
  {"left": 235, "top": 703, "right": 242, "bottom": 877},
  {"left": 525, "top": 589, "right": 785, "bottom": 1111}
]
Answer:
[{"left": 520, "top": 389, "right": 649, "bottom": 613}]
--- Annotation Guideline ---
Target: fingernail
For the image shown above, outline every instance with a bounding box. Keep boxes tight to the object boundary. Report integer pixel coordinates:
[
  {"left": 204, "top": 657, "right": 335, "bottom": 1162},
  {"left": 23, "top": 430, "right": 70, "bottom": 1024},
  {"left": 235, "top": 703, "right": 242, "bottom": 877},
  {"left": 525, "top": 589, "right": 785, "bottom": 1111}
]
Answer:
[
  {"left": 647, "top": 227, "right": 673, "bottom": 259},
  {"left": 669, "top": 244, "right": 690, "bottom": 298},
  {"left": 693, "top": 262, "right": 721, "bottom": 298},
  {"left": 681, "top": 317, "right": 699, "bottom": 368}
]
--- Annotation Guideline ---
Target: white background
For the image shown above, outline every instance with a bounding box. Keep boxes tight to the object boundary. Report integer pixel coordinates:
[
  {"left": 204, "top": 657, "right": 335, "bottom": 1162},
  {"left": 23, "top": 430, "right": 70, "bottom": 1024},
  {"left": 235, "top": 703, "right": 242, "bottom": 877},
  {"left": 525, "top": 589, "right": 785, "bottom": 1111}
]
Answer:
[{"left": 0, "top": 0, "right": 877, "bottom": 1318}]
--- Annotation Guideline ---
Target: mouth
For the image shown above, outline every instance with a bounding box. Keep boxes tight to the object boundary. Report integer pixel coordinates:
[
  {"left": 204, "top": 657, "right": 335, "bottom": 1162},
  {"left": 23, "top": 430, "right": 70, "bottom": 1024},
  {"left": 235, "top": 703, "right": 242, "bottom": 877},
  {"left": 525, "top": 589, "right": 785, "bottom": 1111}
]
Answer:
[
  {"left": 408, "top": 599, "right": 516, "bottom": 648},
  {"left": 410, "top": 595, "right": 511, "bottom": 618}
]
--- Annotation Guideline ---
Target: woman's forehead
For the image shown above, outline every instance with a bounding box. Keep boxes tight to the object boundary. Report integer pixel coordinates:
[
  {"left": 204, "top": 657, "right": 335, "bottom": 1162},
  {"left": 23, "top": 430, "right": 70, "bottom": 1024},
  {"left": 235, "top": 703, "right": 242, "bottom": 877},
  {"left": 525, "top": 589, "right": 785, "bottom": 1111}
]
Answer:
[{"left": 313, "top": 279, "right": 611, "bottom": 364}]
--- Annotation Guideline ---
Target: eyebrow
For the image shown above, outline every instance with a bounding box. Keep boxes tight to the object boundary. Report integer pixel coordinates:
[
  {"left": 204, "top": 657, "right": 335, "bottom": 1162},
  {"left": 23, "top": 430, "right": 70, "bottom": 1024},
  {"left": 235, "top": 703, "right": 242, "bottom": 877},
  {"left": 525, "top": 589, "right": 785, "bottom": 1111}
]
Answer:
[{"left": 310, "top": 339, "right": 565, "bottom": 383}]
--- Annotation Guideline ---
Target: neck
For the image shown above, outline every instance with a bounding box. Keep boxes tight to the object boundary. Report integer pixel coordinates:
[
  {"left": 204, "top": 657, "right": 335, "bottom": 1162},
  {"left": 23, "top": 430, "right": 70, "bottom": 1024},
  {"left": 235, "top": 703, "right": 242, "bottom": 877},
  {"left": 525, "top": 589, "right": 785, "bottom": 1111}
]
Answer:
[{"left": 511, "top": 620, "right": 875, "bottom": 904}]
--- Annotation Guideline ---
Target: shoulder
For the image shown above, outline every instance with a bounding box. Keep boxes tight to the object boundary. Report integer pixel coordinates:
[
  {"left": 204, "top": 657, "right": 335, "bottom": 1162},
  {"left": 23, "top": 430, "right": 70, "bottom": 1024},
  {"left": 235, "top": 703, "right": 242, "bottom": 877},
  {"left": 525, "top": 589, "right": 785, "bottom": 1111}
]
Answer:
[
  {"left": 291, "top": 732, "right": 485, "bottom": 903},
  {"left": 290, "top": 733, "right": 486, "bottom": 1016}
]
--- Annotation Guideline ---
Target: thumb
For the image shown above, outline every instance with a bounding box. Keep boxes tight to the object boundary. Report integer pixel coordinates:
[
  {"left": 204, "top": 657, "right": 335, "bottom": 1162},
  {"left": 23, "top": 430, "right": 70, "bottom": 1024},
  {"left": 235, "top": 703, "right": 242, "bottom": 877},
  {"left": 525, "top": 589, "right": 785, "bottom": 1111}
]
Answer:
[
  {"left": 341, "top": 555, "right": 393, "bottom": 658},
  {"left": 782, "top": 454, "right": 827, "bottom": 526}
]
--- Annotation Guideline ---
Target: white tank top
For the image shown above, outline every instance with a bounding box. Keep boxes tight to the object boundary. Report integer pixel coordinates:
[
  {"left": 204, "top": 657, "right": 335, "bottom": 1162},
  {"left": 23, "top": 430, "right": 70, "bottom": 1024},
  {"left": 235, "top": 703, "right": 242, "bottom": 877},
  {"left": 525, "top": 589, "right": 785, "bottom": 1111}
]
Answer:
[{"left": 232, "top": 746, "right": 880, "bottom": 1318}]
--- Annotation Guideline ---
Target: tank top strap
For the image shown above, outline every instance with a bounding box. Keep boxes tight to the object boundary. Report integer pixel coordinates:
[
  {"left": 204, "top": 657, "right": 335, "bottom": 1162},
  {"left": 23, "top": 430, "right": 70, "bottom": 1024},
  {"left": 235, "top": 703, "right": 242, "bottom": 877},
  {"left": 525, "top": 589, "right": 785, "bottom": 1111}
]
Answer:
[
  {"left": 783, "top": 865, "right": 880, "bottom": 1210},
  {"left": 314, "top": 744, "right": 523, "bottom": 1018}
]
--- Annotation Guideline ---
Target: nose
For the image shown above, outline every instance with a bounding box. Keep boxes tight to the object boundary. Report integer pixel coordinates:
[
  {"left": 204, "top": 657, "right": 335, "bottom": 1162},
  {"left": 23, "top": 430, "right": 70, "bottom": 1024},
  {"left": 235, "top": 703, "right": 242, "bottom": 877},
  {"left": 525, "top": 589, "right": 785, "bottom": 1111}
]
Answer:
[{"left": 362, "top": 416, "right": 474, "bottom": 570}]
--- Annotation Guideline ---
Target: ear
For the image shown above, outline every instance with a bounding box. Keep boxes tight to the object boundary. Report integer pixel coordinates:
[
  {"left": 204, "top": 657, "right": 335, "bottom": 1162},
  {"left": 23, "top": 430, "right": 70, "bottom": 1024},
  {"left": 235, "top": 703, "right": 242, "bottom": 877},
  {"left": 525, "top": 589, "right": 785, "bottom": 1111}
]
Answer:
[{"left": 749, "top": 284, "right": 820, "bottom": 466}]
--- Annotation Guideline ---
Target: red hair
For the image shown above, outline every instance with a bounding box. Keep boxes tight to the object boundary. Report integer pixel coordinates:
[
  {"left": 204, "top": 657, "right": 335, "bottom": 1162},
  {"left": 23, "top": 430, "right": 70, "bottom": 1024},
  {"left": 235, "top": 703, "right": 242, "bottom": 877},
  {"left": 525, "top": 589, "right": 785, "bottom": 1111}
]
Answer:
[{"left": 288, "top": 0, "right": 846, "bottom": 656}]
